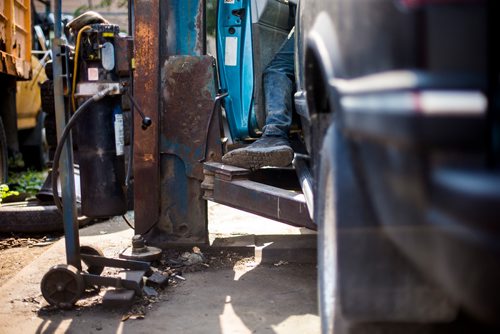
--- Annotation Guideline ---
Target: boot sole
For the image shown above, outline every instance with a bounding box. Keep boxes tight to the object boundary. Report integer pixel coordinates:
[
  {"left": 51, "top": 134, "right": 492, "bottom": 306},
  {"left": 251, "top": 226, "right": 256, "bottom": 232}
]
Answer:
[{"left": 222, "top": 148, "right": 293, "bottom": 170}]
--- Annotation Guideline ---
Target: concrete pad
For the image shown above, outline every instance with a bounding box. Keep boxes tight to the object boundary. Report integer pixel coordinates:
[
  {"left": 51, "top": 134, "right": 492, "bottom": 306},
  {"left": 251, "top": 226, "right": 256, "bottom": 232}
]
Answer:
[{"left": 0, "top": 205, "right": 319, "bottom": 334}]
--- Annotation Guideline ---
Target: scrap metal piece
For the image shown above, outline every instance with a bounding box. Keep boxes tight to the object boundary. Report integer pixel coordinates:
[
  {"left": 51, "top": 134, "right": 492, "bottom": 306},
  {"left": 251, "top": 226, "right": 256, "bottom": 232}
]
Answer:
[
  {"left": 142, "top": 286, "right": 158, "bottom": 297},
  {"left": 146, "top": 272, "right": 169, "bottom": 288},
  {"left": 83, "top": 270, "right": 145, "bottom": 295},
  {"left": 173, "top": 274, "right": 186, "bottom": 281},
  {"left": 102, "top": 289, "right": 136, "bottom": 308}
]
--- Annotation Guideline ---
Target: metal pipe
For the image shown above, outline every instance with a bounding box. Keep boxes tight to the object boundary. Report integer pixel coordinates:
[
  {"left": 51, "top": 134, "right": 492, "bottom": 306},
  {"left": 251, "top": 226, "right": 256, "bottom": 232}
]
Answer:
[
  {"left": 294, "top": 156, "right": 314, "bottom": 220},
  {"left": 52, "top": 0, "right": 80, "bottom": 269}
]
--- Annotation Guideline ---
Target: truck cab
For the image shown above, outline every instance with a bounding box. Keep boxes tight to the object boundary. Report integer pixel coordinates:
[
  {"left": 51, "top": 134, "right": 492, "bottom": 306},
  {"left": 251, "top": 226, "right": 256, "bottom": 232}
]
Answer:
[
  {"left": 0, "top": 0, "right": 32, "bottom": 181},
  {"left": 1, "top": 0, "right": 50, "bottom": 181}
]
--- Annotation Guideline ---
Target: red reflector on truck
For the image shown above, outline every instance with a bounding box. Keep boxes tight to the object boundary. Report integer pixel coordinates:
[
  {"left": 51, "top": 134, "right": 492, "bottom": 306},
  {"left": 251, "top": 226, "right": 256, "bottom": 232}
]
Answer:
[{"left": 400, "top": 0, "right": 483, "bottom": 9}]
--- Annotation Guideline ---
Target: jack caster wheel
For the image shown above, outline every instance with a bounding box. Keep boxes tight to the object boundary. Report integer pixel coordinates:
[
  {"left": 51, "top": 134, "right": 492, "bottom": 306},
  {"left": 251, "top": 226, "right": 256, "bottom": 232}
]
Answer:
[
  {"left": 41, "top": 264, "right": 84, "bottom": 309},
  {"left": 80, "top": 245, "right": 105, "bottom": 275}
]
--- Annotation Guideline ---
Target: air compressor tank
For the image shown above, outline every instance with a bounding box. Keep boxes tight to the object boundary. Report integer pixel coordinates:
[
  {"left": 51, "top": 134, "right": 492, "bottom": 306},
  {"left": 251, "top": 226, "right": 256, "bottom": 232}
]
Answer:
[{"left": 75, "top": 24, "right": 127, "bottom": 218}]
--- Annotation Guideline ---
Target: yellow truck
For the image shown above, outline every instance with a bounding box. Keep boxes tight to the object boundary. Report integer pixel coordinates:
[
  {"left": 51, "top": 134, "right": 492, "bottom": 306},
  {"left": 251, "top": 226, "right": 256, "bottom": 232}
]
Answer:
[{"left": 0, "top": 0, "right": 47, "bottom": 182}]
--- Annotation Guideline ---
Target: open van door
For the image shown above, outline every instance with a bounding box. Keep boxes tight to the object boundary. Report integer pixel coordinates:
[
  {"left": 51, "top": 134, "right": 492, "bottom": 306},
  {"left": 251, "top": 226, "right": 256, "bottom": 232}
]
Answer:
[{"left": 216, "top": 0, "right": 292, "bottom": 141}]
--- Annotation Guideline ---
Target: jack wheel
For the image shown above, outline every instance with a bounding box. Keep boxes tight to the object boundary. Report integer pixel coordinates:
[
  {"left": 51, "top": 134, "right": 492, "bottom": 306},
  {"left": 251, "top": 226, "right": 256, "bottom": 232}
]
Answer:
[
  {"left": 80, "top": 245, "right": 105, "bottom": 275},
  {"left": 41, "top": 264, "right": 84, "bottom": 309}
]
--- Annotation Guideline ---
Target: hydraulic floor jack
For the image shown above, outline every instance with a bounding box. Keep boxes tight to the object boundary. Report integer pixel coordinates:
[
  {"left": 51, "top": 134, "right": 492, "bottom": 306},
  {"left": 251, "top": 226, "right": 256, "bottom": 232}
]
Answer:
[{"left": 40, "top": 8, "right": 161, "bottom": 309}]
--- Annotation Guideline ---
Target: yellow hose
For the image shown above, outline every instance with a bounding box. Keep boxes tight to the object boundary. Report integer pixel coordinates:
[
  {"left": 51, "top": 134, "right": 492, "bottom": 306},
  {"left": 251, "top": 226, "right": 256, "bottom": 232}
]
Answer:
[{"left": 71, "top": 25, "right": 92, "bottom": 112}]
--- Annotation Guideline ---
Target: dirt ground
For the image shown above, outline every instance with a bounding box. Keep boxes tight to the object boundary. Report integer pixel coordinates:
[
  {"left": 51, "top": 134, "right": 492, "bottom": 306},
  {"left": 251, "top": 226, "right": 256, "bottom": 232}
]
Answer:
[
  {"left": 0, "top": 234, "right": 59, "bottom": 282},
  {"left": 0, "top": 204, "right": 319, "bottom": 333}
]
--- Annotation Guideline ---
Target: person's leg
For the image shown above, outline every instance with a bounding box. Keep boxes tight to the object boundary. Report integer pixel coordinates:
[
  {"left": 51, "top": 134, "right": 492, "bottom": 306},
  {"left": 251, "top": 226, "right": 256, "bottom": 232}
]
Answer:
[
  {"left": 222, "top": 33, "right": 295, "bottom": 170},
  {"left": 261, "top": 33, "right": 295, "bottom": 138}
]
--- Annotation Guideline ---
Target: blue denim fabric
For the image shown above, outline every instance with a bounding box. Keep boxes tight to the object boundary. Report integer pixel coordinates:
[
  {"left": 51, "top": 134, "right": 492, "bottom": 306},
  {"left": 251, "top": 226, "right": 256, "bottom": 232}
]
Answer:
[{"left": 262, "top": 32, "right": 295, "bottom": 139}]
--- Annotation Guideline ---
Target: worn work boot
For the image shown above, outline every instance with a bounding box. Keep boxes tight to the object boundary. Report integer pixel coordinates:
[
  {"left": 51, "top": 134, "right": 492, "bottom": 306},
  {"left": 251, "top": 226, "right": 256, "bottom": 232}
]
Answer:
[{"left": 222, "top": 136, "right": 294, "bottom": 170}]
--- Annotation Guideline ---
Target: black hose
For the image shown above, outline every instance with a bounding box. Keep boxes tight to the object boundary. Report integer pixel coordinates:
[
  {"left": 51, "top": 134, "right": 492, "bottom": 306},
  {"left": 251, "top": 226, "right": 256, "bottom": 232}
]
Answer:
[
  {"left": 122, "top": 214, "right": 134, "bottom": 229},
  {"left": 51, "top": 87, "right": 116, "bottom": 213}
]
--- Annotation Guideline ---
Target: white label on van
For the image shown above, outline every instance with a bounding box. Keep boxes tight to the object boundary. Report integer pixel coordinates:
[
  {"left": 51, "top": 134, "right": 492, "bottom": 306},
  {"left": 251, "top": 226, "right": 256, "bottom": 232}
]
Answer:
[
  {"left": 224, "top": 0, "right": 235, "bottom": 3},
  {"left": 225, "top": 37, "right": 238, "bottom": 66},
  {"left": 114, "top": 114, "right": 124, "bottom": 156},
  {"left": 88, "top": 67, "right": 99, "bottom": 81}
]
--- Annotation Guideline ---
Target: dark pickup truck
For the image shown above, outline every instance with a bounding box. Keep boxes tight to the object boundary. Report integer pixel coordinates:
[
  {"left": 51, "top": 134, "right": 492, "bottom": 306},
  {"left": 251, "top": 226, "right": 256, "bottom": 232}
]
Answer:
[
  {"left": 218, "top": 0, "right": 499, "bottom": 333},
  {"left": 295, "top": 0, "right": 499, "bottom": 333}
]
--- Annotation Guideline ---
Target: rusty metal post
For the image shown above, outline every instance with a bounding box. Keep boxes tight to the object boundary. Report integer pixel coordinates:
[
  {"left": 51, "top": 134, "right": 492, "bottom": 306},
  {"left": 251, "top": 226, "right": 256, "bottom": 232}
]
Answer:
[
  {"left": 133, "top": 0, "right": 218, "bottom": 246},
  {"left": 133, "top": 0, "right": 161, "bottom": 235},
  {"left": 155, "top": 55, "right": 219, "bottom": 246}
]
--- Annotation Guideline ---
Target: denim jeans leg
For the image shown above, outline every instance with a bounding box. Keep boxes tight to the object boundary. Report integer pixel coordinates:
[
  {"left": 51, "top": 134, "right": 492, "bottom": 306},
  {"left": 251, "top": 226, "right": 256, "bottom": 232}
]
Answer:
[{"left": 262, "top": 33, "right": 295, "bottom": 138}]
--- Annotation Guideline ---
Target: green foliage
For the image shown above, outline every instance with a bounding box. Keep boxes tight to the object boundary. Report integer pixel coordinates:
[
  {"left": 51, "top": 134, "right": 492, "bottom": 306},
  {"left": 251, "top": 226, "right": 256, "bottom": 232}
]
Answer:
[
  {"left": 0, "top": 184, "right": 19, "bottom": 203},
  {"left": 5, "top": 170, "right": 46, "bottom": 198}
]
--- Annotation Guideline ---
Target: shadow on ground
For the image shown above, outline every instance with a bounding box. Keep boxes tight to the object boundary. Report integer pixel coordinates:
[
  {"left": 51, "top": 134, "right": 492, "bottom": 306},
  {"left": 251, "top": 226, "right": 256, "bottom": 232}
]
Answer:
[{"left": 33, "top": 234, "right": 319, "bottom": 334}]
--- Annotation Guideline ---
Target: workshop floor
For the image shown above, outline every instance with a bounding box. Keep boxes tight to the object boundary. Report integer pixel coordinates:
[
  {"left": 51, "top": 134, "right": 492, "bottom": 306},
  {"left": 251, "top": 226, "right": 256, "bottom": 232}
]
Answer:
[{"left": 0, "top": 202, "right": 319, "bottom": 334}]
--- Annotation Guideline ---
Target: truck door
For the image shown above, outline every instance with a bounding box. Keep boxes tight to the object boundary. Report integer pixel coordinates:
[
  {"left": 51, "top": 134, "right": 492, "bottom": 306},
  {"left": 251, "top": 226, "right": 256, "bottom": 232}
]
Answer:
[{"left": 216, "top": 0, "right": 291, "bottom": 141}]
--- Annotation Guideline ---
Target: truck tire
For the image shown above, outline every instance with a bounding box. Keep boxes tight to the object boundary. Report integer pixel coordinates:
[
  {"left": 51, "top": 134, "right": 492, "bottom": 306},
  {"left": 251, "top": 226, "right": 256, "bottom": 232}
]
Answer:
[
  {"left": 20, "top": 112, "right": 47, "bottom": 170},
  {"left": 317, "top": 124, "right": 426, "bottom": 334},
  {"left": 317, "top": 125, "right": 474, "bottom": 334},
  {"left": 40, "top": 80, "right": 55, "bottom": 114},
  {"left": 44, "top": 113, "right": 57, "bottom": 161},
  {"left": 0, "top": 118, "right": 7, "bottom": 183},
  {"left": 0, "top": 201, "right": 90, "bottom": 233},
  {"left": 317, "top": 124, "right": 428, "bottom": 334}
]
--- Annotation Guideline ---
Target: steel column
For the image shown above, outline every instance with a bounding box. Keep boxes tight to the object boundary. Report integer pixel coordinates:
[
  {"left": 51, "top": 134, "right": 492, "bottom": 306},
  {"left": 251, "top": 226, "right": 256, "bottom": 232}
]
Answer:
[
  {"left": 154, "top": 56, "right": 219, "bottom": 246},
  {"left": 140, "top": 0, "right": 213, "bottom": 246},
  {"left": 160, "top": 0, "right": 206, "bottom": 59},
  {"left": 133, "top": 0, "right": 161, "bottom": 235},
  {"left": 134, "top": 0, "right": 215, "bottom": 244}
]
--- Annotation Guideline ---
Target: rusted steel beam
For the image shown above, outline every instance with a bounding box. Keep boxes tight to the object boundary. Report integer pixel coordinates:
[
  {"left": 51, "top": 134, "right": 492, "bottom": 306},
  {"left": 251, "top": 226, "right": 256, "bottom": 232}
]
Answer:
[
  {"left": 133, "top": 0, "right": 160, "bottom": 235},
  {"left": 146, "top": 55, "right": 219, "bottom": 246},
  {"left": 204, "top": 162, "right": 316, "bottom": 230},
  {"left": 213, "top": 178, "right": 316, "bottom": 230}
]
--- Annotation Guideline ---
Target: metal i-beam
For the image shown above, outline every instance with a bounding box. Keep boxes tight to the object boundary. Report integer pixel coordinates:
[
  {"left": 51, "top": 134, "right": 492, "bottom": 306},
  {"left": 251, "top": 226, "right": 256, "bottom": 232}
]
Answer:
[
  {"left": 203, "top": 162, "right": 316, "bottom": 230},
  {"left": 134, "top": 0, "right": 215, "bottom": 245},
  {"left": 133, "top": 0, "right": 161, "bottom": 235}
]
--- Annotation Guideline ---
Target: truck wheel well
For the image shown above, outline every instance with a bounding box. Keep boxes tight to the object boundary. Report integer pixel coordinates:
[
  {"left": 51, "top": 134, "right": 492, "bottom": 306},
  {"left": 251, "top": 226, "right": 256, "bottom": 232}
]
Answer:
[{"left": 305, "top": 48, "right": 331, "bottom": 116}]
